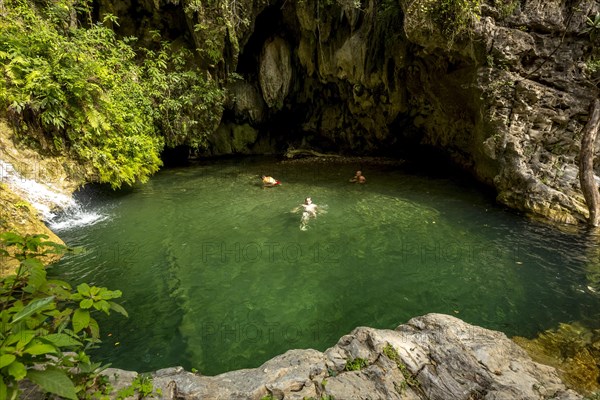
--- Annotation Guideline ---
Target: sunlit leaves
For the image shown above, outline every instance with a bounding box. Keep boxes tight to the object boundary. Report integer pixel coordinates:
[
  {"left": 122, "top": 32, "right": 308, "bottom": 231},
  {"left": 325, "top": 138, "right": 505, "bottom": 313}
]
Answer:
[
  {"left": 0, "top": 355, "right": 16, "bottom": 369},
  {"left": 7, "top": 360, "right": 27, "bottom": 380},
  {"left": 0, "top": 0, "right": 163, "bottom": 189},
  {"left": 109, "top": 301, "right": 129, "bottom": 317},
  {"left": 44, "top": 333, "right": 82, "bottom": 347},
  {"left": 1, "top": 232, "right": 128, "bottom": 398},
  {"left": 0, "top": 0, "right": 230, "bottom": 188},
  {"left": 23, "top": 341, "right": 58, "bottom": 356},
  {"left": 72, "top": 308, "right": 90, "bottom": 333},
  {"left": 140, "top": 44, "right": 224, "bottom": 149},
  {"left": 10, "top": 296, "right": 54, "bottom": 324}
]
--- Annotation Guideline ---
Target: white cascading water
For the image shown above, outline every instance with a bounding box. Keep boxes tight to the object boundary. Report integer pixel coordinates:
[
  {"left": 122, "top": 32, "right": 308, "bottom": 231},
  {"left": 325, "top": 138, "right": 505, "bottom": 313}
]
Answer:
[{"left": 0, "top": 159, "right": 106, "bottom": 231}]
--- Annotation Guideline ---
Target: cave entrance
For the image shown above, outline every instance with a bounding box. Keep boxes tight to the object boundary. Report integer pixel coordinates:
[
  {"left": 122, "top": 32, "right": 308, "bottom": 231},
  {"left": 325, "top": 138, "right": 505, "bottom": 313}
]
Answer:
[{"left": 224, "top": 2, "right": 309, "bottom": 152}]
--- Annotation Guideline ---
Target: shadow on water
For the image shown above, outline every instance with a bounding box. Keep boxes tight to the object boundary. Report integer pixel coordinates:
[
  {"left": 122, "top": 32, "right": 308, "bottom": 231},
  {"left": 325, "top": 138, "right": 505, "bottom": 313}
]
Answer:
[{"left": 50, "top": 156, "right": 600, "bottom": 375}]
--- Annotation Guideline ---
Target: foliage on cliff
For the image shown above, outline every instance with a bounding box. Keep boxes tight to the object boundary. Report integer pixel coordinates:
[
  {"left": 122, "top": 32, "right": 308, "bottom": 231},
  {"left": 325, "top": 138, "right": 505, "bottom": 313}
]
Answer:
[
  {"left": 140, "top": 42, "right": 224, "bottom": 149},
  {"left": 0, "top": 0, "right": 224, "bottom": 188},
  {"left": 402, "top": 0, "right": 481, "bottom": 48}
]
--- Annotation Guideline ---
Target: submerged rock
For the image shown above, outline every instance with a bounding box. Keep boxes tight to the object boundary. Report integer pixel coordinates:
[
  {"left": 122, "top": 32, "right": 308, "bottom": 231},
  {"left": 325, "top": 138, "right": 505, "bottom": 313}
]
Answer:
[
  {"left": 514, "top": 322, "right": 600, "bottom": 396},
  {"left": 104, "top": 313, "right": 582, "bottom": 399}
]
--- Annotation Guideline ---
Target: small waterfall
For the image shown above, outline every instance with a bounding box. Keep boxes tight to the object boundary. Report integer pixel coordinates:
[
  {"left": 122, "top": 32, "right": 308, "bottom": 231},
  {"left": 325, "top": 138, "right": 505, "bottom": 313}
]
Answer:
[
  {"left": 48, "top": 202, "right": 108, "bottom": 231},
  {"left": 1, "top": 160, "right": 107, "bottom": 230}
]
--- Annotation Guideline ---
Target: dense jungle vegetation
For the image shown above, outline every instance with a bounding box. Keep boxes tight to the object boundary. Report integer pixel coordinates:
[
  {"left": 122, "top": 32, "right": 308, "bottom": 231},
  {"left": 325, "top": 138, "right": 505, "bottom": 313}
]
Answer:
[
  {"left": 0, "top": 0, "right": 224, "bottom": 188},
  {"left": 0, "top": 0, "right": 222, "bottom": 397}
]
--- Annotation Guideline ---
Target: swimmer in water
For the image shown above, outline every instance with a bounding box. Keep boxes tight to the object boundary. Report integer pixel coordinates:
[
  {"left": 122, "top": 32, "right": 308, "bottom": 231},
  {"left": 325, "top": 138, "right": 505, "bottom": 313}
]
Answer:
[
  {"left": 349, "top": 170, "right": 366, "bottom": 184},
  {"left": 261, "top": 175, "right": 281, "bottom": 188},
  {"left": 292, "top": 197, "right": 318, "bottom": 230}
]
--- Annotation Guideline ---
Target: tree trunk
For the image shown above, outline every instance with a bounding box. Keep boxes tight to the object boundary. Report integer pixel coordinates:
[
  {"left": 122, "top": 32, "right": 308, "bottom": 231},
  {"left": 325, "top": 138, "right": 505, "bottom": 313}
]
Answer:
[{"left": 579, "top": 98, "right": 600, "bottom": 227}]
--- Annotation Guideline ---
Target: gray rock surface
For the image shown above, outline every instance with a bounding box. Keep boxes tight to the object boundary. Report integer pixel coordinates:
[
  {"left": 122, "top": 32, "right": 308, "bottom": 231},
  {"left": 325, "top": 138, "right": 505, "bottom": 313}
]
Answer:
[
  {"left": 259, "top": 36, "right": 292, "bottom": 110},
  {"left": 105, "top": 313, "right": 582, "bottom": 399}
]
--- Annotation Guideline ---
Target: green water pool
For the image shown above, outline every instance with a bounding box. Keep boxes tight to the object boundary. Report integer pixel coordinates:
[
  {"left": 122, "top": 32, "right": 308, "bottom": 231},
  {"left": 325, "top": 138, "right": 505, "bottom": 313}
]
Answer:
[{"left": 51, "top": 157, "right": 600, "bottom": 375}]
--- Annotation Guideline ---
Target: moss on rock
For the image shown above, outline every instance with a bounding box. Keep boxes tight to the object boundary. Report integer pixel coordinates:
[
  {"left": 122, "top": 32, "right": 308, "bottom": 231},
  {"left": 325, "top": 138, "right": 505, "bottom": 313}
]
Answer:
[{"left": 0, "top": 184, "right": 64, "bottom": 276}]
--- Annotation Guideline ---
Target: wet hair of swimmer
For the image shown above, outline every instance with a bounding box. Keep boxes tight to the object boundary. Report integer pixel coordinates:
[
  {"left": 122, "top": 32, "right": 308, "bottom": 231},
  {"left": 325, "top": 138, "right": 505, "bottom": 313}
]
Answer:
[{"left": 305, "top": 197, "right": 312, "bottom": 203}]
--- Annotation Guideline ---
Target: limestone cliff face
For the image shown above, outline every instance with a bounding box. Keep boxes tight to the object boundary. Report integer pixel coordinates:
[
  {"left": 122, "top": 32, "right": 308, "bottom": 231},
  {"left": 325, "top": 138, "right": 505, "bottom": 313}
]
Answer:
[
  {"left": 215, "top": 0, "right": 600, "bottom": 224},
  {"left": 285, "top": 0, "right": 599, "bottom": 224},
  {"left": 87, "top": 0, "right": 600, "bottom": 224},
  {"left": 396, "top": 0, "right": 600, "bottom": 224}
]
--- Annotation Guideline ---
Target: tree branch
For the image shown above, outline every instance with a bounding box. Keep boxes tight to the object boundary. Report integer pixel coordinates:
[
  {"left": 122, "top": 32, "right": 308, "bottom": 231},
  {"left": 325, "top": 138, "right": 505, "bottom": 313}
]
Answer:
[{"left": 579, "top": 98, "right": 600, "bottom": 226}]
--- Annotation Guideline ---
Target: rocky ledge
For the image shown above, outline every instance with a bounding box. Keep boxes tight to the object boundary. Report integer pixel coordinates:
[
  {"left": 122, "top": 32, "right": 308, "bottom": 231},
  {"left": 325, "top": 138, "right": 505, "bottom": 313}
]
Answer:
[{"left": 105, "top": 313, "right": 582, "bottom": 399}]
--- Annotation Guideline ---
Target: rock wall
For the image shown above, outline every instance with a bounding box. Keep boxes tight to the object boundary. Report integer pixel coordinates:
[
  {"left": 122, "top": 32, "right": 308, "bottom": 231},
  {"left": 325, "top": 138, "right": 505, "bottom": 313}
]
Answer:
[
  {"left": 182, "top": 0, "right": 598, "bottom": 225},
  {"left": 284, "top": 0, "right": 600, "bottom": 224},
  {"left": 103, "top": 314, "right": 583, "bottom": 399},
  {"left": 60, "top": 0, "right": 600, "bottom": 223}
]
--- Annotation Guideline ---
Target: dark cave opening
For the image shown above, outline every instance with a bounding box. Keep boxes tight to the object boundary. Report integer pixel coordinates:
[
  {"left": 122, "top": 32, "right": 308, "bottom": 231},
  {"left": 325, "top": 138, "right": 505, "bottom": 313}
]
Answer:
[{"left": 216, "top": 1, "right": 436, "bottom": 166}]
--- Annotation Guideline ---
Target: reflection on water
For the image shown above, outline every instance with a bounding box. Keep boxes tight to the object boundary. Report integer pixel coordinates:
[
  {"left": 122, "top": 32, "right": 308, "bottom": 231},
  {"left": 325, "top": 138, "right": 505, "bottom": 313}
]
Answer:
[{"left": 51, "top": 157, "right": 600, "bottom": 375}]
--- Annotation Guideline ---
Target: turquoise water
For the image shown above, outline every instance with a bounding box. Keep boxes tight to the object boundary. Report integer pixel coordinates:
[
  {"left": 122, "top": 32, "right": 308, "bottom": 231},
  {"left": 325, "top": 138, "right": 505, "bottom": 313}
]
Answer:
[{"left": 51, "top": 157, "right": 600, "bottom": 375}]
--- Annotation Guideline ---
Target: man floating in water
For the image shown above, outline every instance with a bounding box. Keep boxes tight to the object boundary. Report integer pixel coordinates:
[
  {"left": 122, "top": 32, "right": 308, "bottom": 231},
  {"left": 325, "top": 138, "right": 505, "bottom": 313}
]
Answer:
[
  {"left": 349, "top": 170, "right": 366, "bottom": 184},
  {"left": 261, "top": 175, "right": 281, "bottom": 188},
  {"left": 292, "top": 197, "right": 319, "bottom": 231}
]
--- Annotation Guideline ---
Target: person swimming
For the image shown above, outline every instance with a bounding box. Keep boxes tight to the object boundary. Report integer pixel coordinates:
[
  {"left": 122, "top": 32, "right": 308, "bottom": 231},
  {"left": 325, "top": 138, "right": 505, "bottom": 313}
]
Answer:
[
  {"left": 261, "top": 175, "right": 281, "bottom": 187},
  {"left": 349, "top": 170, "right": 366, "bottom": 184},
  {"left": 292, "top": 197, "right": 319, "bottom": 230}
]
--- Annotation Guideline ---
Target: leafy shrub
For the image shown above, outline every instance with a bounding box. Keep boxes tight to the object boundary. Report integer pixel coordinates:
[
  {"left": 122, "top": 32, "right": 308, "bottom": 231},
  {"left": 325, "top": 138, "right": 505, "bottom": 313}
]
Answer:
[
  {"left": 404, "top": 0, "right": 481, "bottom": 48},
  {"left": 0, "top": 232, "right": 128, "bottom": 399},
  {"left": 0, "top": 0, "right": 230, "bottom": 188},
  {"left": 140, "top": 42, "right": 224, "bottom": 150},
  {"left": 344, "top": 357, "right": 368, "bottom": 371},
  {"left": 115, "top": 374, "right": 162, "bottom": 399},
  {"left": 382, "top": 343, "right": 420, "bottom": 388},
  {"left": 428, "top": 0, "right": 480, "bottom": 39},
  {"left": 0, "top": 1, "right": 164, "bottom": 188},
  {"left": 584, "top": 13, "right": 600, "bottom": 42}
]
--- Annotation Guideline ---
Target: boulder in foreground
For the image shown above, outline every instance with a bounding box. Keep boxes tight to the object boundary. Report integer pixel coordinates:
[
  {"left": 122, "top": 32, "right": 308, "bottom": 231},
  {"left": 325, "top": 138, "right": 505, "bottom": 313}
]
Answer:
[{"left": 105, "top": 313, "right": 582, "bottom": 399}]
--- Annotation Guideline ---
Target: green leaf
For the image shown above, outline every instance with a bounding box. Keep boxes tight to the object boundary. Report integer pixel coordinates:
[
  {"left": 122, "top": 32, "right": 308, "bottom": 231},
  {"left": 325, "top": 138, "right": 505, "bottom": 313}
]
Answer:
[
  {"left": 23, "top": 260, "right": 47, "bottom": 293},
  {"left": 94, "top": 299, "right": 111, "bottom": 314},
  {"left": 21, "top": 257, "right": 44, "bottom": 272},
  {"left": 100, "top": 288, "right": 121, "bottom": 300},
  {"left": 88, "top": 317, "right": 100, "bottom": 339},
  {"left": 43, "top": 333, "right": 82, "bottom": 347},
  {"left": 3, "top": 333, "right": 21, "bottom": 347},
  {"left": 0, "top": 354, "right": 16, "bottom": 369},
  {"left": 24, "top": 342, "right": 57, "bottom": 355},
  {"left": 38, "top": 241, "right": 67, "bottom": 255},
  {"left": 43, "top": 279, "right": 72, "bottom": 299},
  {"left": 109, "top": 301, "right": 128, "bottom": 317},
  {"left": 11, "top": 297, "right": 54, "bottom": 324},
  {"left": 16, "top": 331, "right": 36, "bottom": 350},
  {"left": 80, "top": 298, "right": 93, "bottom": 309},
  {"left": 72, "top": 308, "right": 90, "bottom": 333},
  {"left": 27, "top": 367, "right": 78, "bottom": 400},
  {"left": 0, "top": 232, "right": 24, "bottom": 246},
  {"left": 0, "top": 378, "right": 6, "bottom": 400},
  {"left": 76, "top": 283, "right": 91, "bottom": 296},
  {"left": 7, "top": 360, "right": 26, "bottom": 380}
]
